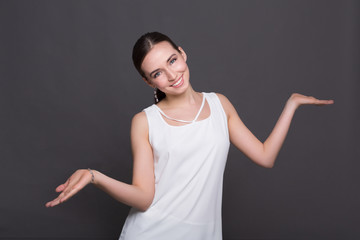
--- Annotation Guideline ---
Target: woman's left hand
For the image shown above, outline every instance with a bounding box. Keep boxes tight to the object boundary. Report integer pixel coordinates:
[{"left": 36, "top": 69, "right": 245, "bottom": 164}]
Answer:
[{"left": 287, "top": 93, "right": 334, "bottom": 109}]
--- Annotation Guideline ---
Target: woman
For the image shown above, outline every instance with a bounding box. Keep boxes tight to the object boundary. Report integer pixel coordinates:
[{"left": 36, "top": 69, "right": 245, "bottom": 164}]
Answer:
[{"left": 46, "top": 32, "right": 333, "bottom": 239}]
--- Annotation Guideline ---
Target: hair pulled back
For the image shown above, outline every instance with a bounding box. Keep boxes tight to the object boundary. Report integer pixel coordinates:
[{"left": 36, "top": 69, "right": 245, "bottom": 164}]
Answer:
[{"left": 132, "top": 32, "right": 181, "bottom": 103}]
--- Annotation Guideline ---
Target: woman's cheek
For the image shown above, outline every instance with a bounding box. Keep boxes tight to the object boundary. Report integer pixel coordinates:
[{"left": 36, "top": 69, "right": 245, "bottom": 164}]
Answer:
[
  {"left": 155, "top": 77, "right": 169, "bottom": 89},
  {"left": 176, "top": 61, "right": 188, "bottom": 72}
]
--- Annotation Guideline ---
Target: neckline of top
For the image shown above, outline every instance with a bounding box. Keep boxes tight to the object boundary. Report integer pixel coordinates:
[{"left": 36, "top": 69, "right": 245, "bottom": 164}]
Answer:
[{"left": 154, "top": 93, "right": 207, "bottom": 125}]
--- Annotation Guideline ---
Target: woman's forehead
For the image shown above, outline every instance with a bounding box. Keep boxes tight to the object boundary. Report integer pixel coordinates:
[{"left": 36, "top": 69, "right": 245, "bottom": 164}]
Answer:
[{"left": 141, "top": 42, "right": 177, "bottom": 71}]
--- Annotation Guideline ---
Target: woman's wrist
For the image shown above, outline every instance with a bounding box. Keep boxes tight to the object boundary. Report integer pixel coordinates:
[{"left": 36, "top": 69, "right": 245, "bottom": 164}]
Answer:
[
  {"left": 87, "top": 168, "right": 96, "bottom": 184},
  {"left": 286, "top": 95, "right": 300, "bottom": 111}
]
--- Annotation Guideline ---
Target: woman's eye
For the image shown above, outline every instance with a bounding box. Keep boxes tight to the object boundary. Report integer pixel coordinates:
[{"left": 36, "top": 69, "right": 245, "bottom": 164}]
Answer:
[
  {"left": 170, "top": 58, "right": 177, "bottom": 64},
  {"left": 154, "top": 72, "right": 161, "bottom": 78}
]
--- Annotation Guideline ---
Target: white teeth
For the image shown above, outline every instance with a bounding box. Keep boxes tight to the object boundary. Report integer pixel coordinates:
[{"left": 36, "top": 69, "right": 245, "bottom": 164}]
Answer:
[{"left": 172, "top": 77, "right": 182, "bottom": 87}]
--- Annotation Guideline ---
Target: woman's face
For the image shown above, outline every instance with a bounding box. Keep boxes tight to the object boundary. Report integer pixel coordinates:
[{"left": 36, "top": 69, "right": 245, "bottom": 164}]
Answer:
[{"left": 141, "top": 41, "right": 190, "bottom": 96}]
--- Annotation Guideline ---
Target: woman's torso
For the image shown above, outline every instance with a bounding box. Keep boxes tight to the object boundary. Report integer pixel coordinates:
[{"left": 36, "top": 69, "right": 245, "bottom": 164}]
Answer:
[{"left": 120, "top": 92, "right": 230, "bottom": 240}]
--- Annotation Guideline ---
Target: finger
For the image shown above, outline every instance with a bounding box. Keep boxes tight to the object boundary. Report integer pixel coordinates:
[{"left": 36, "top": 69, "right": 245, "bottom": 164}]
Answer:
[
  {"left": 315, "top": 99, "right": 334, "bottom": 105},
  {"left": 46, "top": 171, "right": 90, "bottom": 207},
  {"left": 56, "top": 171, "right": 84, "bottom": 193},
  {"left": 47, "top": 197, "right": 63, "bottom": 207},
  {"left": 59, "top": 183, "right": 83, "bottom": 203},
  {"left": 55, "top": 184, "right": 66, "bottom": 193},
  {"left": 45, "top": 200, "right": 53, "bottom": 207},
  {"left": 47, "top": 182, "right": 75, "bottom": 207},
  {"left": 47, "top": 182, "right": 78, "bottom": 207},
  {"left": 46, "top": 191, "right": 66, "bottom": 207},
  {"left": 55, "top": 179, "right": 70, "bottom": 192},
  {"left": 45, "top": 199, "right": 59, "bottom": 208},
  {"left": 301, "top": 98, "right": 334, "bottom": 105}
]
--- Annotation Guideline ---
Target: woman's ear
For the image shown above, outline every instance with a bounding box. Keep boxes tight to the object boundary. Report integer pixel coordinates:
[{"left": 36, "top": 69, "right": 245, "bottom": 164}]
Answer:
[{"left": 178, "top": 46, "right": 187, "bottom": 62}]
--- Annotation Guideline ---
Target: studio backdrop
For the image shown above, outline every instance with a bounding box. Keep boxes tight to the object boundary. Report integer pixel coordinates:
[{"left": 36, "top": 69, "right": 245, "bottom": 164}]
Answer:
[{"left": 0, "top": 1, "right": 359, "bottom": 239}]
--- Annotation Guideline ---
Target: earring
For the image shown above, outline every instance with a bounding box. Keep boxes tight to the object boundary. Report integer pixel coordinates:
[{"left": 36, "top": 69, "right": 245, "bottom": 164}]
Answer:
[{"left": 154, "top": 88, "right": 159, "bottom": 103}]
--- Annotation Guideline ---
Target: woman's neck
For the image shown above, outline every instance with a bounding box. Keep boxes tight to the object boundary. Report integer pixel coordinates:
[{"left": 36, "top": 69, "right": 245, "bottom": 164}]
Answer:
[{"left": 159, "top": 87, "right": 201, "bottom": 109}]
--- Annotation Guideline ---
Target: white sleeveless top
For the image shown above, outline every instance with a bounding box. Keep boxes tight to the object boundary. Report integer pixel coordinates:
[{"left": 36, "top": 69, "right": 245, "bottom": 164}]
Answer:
[{"left": 119, "top": 92, "right": 230, "bottom": 240}]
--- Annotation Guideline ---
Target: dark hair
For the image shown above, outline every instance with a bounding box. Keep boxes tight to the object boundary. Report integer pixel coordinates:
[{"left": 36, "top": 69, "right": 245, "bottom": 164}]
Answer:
[{"left": 132, "top": 32, "right": 181, "bottom": 103}]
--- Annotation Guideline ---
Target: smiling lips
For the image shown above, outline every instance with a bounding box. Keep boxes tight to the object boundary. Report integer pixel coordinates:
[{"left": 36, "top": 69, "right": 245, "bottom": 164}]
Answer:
[{"left": 171, "top": 75, "right": 184, "bottom": 88}]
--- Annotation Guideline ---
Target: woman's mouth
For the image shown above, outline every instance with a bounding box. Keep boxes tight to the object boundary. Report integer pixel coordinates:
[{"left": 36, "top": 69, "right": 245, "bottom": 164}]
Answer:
[{"left": 171, "top": 75, "right": 184, "bottom": 88}]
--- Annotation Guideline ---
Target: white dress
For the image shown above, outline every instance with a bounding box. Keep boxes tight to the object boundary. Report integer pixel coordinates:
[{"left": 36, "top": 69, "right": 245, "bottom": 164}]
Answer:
[{"left": 119, "top": 92, "right": 230, "bottom": 240}]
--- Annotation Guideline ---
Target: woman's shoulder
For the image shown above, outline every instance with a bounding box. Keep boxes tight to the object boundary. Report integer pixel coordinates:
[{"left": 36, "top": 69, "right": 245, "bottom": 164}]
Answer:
[
  {"left": 143, "top": 103, "right": 157, "bottom": 112},
  {"left": 213, "top": 92, "right": 228, "bottom": 101},
  {"left": 132, "top": 111, "right": 147, "bottom": 126},
  {"left": 132, "top": 104, "right": 158, "bottom": 127},
  {"left": 205, "top": 92, "right": 232, "bottom": 106},
  {"left": 131, "top": 111, "right": 150, "bottom": 138},
  {"left": 209, "top": 92, "right": 236, "bottom": 117},
  {"left": 203, "top": 92, "right": 228, "bottom": 100}
]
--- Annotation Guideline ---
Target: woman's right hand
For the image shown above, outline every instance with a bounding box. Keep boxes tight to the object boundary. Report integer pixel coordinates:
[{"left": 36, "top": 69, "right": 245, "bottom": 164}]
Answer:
[{"left": 45, "top": 169, "right": 93, "bottom": 208}]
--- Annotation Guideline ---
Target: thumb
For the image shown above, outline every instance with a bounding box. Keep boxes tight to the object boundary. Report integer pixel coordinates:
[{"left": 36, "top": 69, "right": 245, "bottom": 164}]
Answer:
[{"left": 55, "top": 179, "right": 70, "bottom": 192}]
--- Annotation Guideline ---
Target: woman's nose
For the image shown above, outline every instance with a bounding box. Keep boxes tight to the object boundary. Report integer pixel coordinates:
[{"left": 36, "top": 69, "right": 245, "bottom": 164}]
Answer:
[{"left": 166, "top": 69, "right": 177, "bottom": 81}]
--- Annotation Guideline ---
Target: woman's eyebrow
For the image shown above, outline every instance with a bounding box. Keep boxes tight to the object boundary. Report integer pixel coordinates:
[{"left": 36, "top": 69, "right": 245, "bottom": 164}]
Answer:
[
  {"left": 150, "top": 68, "right": 160, "bottom": 77},
  {"left": 150, "top": 54, "right": 177, "bottom": 77},
  {"left": 167, "top": 54, "right": 176, "bottom": 62}
]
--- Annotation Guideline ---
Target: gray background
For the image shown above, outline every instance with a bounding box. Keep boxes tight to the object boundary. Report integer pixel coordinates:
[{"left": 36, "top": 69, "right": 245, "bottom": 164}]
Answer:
[{"left": 1, "top": 0, "right": 359, "bottom": 239}]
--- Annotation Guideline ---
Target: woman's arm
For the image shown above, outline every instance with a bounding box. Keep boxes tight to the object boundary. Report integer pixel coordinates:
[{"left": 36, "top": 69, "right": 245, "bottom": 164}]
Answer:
[
  {"left": 45, "top": 112, "right": 155, "bottom": 211},
  {"left": 218, "top": 93, "right": 334, "bottom": 168}
]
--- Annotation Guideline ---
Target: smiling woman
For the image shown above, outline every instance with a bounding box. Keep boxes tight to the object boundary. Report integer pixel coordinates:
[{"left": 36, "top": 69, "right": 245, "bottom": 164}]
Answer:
[
  {"left": 141, "top": 41, "right": 190, "bottom": 98},
  {"left": 46, "top": 32, "right": 334, "bottom": 240},
  {"left": 132, "top": 32, "right": 184, "bottom": 103}
]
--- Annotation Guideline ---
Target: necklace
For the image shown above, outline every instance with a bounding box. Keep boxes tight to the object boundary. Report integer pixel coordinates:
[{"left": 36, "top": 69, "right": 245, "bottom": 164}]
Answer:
[{"left": 155, "top": 93, "right": 206, "bottom": 124}]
